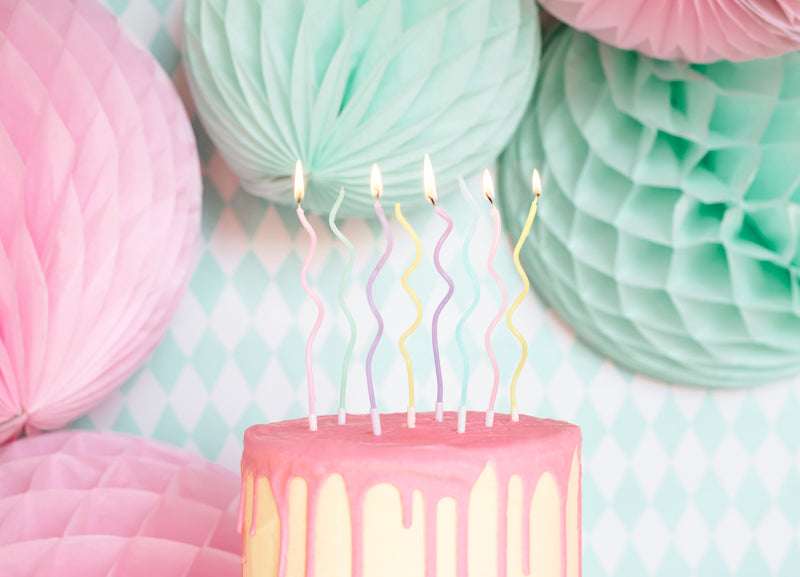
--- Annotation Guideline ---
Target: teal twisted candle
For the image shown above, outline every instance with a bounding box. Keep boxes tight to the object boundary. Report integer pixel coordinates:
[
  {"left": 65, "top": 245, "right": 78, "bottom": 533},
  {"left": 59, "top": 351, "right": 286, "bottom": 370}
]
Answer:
[
  {"left": 328, "top": 188, "right": 356, "bottom": 425},
  {"left": 455, "top": 176, "right": 480, "bottom": 432}
]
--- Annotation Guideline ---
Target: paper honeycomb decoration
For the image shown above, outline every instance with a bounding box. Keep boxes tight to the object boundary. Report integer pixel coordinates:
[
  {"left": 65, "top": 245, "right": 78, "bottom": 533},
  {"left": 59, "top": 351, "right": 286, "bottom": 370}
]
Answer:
[
  {"left": 498, "top": 27, "right": 800, "bottom": 388},
  {"left": 538, "top": 0, "right": 800, "bottom": 62},
  {"left": 0, "top": 431, "right": 240, "bottom": 577},
  {"left": 0, "top": 0, "right": 201, "bottom": 443},
  {"left": 183, "top": 0, "right": 540, "bottom": 216}
]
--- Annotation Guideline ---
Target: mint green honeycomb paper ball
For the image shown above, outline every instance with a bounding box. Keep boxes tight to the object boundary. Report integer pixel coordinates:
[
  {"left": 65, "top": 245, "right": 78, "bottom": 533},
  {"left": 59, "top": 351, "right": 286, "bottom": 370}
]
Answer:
[
  {"left": 499, "top": 28, "right": 800, "bottom": 388},
  {"left": 184, "top": 0, "right": 540, "bottom": 216}
]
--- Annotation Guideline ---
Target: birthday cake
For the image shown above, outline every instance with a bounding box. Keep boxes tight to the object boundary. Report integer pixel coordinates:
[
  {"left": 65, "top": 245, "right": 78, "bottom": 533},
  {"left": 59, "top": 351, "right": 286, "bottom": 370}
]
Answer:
[{"left": 239, "top": 411, "right": 581, "bottom": 577}]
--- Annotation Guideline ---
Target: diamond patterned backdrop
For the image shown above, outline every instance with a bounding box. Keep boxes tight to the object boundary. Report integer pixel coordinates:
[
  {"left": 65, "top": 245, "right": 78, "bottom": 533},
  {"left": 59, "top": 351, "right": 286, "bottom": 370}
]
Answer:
[{"left": 69, "top": 2, "right": 800, "bottom": 575}]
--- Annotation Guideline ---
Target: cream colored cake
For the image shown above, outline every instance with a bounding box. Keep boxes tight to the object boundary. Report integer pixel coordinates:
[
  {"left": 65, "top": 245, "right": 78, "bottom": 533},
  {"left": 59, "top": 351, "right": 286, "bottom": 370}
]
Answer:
[{"left": 239, "top": 411, "right": 581, "bottom": 577}]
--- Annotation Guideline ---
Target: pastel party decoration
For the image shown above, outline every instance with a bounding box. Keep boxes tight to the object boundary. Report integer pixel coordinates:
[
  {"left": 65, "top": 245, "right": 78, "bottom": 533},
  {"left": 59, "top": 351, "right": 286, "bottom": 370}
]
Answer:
[
  {"left": 506, "top": 171, "right": 541, "bottom": 422},
  {"left": 538, "top": 0, "right": 800, "bottom": 62},
  {"left": 0, "top": 431, "right": 240, "bottom": 577},
  {"left": 183, "top": 0, "right": 540, "bottom": 216},
  {"left": 498, "top": 28, "right": 800, "bottom": 388},
  {"left": 0, "top": 0, "right": 201, "bottom": 444},
  {"left": 328, "top": 188, "right": 357, "bottom": 426},
  {"left": 366, "top": 165, "right": 392, "bottom": 436},
  {"left": 294, "top": 161, "right": 324, "bottom": 432},
  {"left": 455, "top": 176, "right": 480, "bottom": 433},
  {"left": 394, "top": 203, "right": 423, "bottom": 429},
  {"left": 483, "top": 170, "right": 508, "bottom": 428},
  {"left": 425, "top": 155, "right": 454, "bottom": 422}
]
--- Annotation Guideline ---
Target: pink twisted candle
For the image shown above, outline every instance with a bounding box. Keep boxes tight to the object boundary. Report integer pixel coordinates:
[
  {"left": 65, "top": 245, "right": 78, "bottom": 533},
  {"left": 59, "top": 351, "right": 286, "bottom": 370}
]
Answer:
[{"left": 297, "top": 206, "right": 324, "bottom": 432}]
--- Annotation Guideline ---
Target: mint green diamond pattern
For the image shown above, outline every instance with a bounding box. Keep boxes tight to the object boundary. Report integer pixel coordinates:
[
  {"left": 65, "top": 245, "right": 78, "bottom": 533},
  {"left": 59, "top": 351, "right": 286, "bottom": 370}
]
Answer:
[
  {"left": 233, "top": 252, "right": 270, "bottom": 314},
  {"left": 234, "top": 328, "right": 270, "bottom": 388},
  {"left": 611, "top": 399, "right": 647, "bottom": 457},
  {"left": 70, "top": 3, "right": 800, "bottom": 575},
  {"left": 192, "top": 330, "right": 228, "bottom": 390},
  {"left": 105, "top": 0, "right": 131, "bottom": 15},
  {"left": 153, "top": 405, "right": 189, "bottom": 445},
  {"left": 148, "top": 334, "right": 186, "bottom": 393},
  {"left": 695, "top": 472, "right": 729, "bottom": 527},
  {"left": 150, "top": 27, "right": 180, "bottom": 76},
  {"left": 653, "top": 471, "right": 689, "bottom": 530}
]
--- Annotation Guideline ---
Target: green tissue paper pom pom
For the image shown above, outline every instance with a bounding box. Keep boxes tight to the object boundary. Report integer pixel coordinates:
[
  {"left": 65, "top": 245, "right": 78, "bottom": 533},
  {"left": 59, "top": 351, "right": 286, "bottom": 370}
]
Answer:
[
  {"left": 184, "top": 0, "right": 540, "bottom": 216},
  {"left": 499, "top": 28, "right": 800, "bottom": 388}
]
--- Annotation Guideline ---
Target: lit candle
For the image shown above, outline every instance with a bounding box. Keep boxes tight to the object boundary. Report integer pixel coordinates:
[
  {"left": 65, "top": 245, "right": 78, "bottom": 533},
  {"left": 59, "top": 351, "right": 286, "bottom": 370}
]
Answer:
[
  {"left": 328, "top": 187, "right": 356, "bottom": 425},
  {"left": 483, "top": 169, "right": 508, "bottom": 428},
  {"left": 365, "top": 164, "right": 392, "bottom": 436},
  {"left": 294, "top": 160, "right": 324, "bottom": 431},
  {"left": 506, "top": 169, "right": 542, "bottom": 422},
  {"left": 395, "top": 203, "right": 422, "bottom": 429},
  {"left": 425, "top": 154, "right": 454, "bottom": 423},
  {"left": 455, "top": 175, "right": 480, "bottom": 434}
]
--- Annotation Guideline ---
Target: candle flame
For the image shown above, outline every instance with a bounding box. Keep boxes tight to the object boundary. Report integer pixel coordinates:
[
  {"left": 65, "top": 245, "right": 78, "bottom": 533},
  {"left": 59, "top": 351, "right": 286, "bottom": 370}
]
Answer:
[
  {"left": 423, "top": 153, "right": 437, "bottom": 205},
  {"left": 370, "top": 164, "right": 383, "bottom": 200},
  {"left": 294, "top": 160, "right": 305, "bottom": 204},
  {"left": 531, "top": 169, "right": 542, "bottom": 199},
  {"left": 483, "top": 169, "right": 495, "bottom": 205}
]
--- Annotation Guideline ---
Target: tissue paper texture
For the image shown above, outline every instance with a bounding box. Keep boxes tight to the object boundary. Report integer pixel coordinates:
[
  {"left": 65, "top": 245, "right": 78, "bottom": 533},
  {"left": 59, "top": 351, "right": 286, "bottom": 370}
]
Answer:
[
  {"left": 183, "top": 0, "right": 539, "bottom": 216},
  {"left": 498, "top": 28, "right": 800, "bottom": 388},
  {"left": 538, "top": 0, "right": 800, "bottom": 62},
  {"left": 0, "top": 431, "right": 240, "bottom": 577},
  {"left": 0, "top": 0, "right": 201, "bottom": 443}
]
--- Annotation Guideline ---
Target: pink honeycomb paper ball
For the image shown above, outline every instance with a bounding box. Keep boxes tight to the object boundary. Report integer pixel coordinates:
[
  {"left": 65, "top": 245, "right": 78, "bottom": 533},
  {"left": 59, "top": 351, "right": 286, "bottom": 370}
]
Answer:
[
  {"left": 0, "top": 0, "right": 201, "bottom": 443},
  {"left": 538, "top": 0, "right": 800, "bottom": 62},
  {"left": 0, "top": 431, "right": 240, "bottom": 577}
]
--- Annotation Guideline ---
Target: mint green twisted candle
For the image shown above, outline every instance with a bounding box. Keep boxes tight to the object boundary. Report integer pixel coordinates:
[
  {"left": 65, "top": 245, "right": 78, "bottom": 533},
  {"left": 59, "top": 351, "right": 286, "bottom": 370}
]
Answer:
[
  {"left": 456, "top": 176, "right": 480, "bottom": 433},
  {"left": 328, "top": 187, "right": 356, "bottom": 425}
]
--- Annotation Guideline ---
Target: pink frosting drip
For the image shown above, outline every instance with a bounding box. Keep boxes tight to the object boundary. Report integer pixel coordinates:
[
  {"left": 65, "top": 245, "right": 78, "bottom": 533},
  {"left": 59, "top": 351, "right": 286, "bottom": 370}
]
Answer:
[{"left": 240, "top": 411, "right": 581, "bottom": 577}]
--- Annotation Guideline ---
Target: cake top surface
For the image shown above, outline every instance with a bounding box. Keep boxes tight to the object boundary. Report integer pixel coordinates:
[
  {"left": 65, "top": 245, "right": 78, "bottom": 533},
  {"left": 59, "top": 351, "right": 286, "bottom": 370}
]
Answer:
[{"left": 244, "top": 411, "right": 580, "bottom": 468}]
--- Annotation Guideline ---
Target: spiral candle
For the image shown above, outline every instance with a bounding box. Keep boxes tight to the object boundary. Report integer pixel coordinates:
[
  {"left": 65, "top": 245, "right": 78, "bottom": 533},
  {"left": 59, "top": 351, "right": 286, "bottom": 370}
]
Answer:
[
  {"left": 328, "top": 187, "right": 356, "bottom": 425},
  {"left": 294, "top": 161, "right": 324, "bottom": 431},
  {"left": 455, "top": 176, "right": 480, "bottom": 433},
  {"left": 365, "top": 165, "right": 392, "bottom": 436},
  {"left": 395, "top": 203, "right": 423, "bottom": 429},
  {"left": 425, "top": 155, "right": 454, "bottom": 422},
  {"left": 507, "top": 170, "right": 541, "bottom": 422}
]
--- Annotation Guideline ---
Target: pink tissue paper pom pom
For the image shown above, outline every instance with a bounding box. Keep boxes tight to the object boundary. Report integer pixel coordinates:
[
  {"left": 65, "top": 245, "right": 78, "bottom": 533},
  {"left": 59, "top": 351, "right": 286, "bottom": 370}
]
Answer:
[
  {"left": 0, "top": 431, "right": 240, "bottom": 577},
  {"left": 538, "top": 0, "right": 800, "bottom": 62},
  {"left": 0, "top": 0, "right": 201, "bottom": 443}
]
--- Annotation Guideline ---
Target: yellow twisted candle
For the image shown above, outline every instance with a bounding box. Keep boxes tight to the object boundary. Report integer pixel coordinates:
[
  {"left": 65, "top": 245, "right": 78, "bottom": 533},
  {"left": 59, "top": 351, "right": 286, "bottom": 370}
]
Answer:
[
  {"left": 507, "top": 170, "right": 542, "bottom": 422},
  {"left": 395, "top": 203, "right": 423, "bottom": 428}
]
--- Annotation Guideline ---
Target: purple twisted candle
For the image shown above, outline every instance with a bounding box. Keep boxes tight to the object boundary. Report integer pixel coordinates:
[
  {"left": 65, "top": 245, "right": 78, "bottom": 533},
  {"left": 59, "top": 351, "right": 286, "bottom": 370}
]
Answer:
[
  {"left": 432, "top": 206, "right": 454, "bottom": 415},
  {"left": 424, "top": 154, "right": 453, "bottom": 422},
  {"left": 365, "top": 165, "right": 392, "bottom": 436}
]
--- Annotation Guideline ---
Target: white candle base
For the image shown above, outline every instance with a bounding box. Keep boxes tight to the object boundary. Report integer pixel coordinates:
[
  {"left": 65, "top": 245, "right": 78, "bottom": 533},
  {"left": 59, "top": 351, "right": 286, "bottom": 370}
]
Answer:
[
  {"left": 309, "top": 414, "right": 318, "bottom": 431},
  {"left": 485, "top": 410, "right": 495, "bottom": 428},
  {"left": 435, "top": 402, "right": 444, "bottom": 422},
  {"left": 457, "top": 406, "right": 467, "bottom": 433},
  {"left": 337, "top": 408, "right": 346, "bottom": 425},
  {"left": 511, "top": 407, "right": 520, "bottom": 422},
  {"left": 407, "top": 408, "right": 416, "bottom": 429},
  {"left": 371, "top": 408, "right": 382, "bottom": 436}
]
